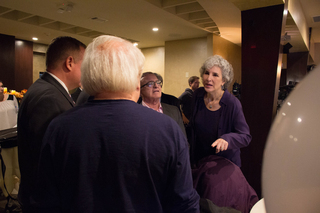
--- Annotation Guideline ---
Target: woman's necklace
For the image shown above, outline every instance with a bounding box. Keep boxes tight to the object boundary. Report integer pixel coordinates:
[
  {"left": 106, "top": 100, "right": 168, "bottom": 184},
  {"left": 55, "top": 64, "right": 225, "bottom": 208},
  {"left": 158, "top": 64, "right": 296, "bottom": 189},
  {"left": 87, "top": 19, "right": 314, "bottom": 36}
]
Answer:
[
  {"left": 206, "top": 91, "right": 223, "bottom": 109},
  {"left": 208, "top": 99, "right": 215, "bottom": 109}
]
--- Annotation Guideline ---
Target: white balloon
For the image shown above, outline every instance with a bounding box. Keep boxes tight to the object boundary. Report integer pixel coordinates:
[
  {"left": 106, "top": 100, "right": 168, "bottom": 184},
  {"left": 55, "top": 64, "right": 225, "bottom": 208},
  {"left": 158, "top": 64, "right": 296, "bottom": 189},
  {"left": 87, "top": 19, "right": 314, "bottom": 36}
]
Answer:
[
  {"left": 262, "top": 65, "right": 320, "bottom": 213},
  {"left": 250, "top": 198, "right": 266, "bottom": 213}
]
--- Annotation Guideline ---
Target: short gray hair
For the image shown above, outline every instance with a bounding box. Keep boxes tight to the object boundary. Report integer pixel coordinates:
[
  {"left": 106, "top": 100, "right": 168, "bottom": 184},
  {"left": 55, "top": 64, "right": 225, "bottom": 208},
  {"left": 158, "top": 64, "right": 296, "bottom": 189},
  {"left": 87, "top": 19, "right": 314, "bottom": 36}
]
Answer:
[
  {"left": 81, "top": 35, "right": 145, "bottom": 96},
  {"left": 140, "top": 72, "right": 162, "bottom": 85},
  {"left": 199, "top": 55, "right": 234, "bottom": 90}
]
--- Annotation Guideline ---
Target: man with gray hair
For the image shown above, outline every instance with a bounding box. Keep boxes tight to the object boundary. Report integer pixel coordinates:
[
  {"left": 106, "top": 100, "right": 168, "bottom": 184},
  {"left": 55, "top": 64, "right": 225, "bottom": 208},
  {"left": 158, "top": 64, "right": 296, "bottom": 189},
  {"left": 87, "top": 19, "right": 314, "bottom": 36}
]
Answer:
[
  {"left": 34, "top": 35, "right": 199, "bottom": 213},
  {"left": 140, "top": 72, "right": 186, "bottom": 136}
]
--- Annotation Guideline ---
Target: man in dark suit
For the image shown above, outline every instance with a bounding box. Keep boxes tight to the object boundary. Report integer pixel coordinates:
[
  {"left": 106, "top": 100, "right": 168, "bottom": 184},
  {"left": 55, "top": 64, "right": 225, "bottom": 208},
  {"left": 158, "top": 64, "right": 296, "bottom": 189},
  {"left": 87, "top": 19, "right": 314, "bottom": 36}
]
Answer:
[
  {"left": 140, "top": 72, "right": 186, "bottom": 136},
  {"left": 17, "top": 36, "right": 86, "bottom": 212}
]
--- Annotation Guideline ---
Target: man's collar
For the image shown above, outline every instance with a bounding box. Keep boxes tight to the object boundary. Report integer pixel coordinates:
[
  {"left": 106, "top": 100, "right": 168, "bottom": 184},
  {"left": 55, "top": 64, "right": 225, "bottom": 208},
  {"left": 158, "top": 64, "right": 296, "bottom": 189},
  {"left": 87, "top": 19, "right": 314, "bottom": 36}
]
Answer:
[
  {"left": 46, "top": 72, "right": 70, "bottom": 94},
  {"left": 141, "top": 100, "right": 163, "bottom": 113}
]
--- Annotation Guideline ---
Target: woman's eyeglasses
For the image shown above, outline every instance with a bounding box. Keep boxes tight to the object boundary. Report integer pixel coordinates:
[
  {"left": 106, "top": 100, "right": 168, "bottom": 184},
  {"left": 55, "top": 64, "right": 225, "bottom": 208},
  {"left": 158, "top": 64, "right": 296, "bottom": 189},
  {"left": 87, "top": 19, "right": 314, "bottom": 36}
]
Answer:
[{"left": 141, "top": 80, "right": 163, "bottom": 88}]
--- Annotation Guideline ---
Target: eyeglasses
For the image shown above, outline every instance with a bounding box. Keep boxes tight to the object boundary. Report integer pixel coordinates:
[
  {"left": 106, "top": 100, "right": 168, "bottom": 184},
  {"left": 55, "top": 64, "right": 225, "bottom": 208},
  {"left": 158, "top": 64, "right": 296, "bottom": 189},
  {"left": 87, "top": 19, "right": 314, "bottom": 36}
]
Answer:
[{"left": 141, "top": 80, "right": 163, "bottom": 88}]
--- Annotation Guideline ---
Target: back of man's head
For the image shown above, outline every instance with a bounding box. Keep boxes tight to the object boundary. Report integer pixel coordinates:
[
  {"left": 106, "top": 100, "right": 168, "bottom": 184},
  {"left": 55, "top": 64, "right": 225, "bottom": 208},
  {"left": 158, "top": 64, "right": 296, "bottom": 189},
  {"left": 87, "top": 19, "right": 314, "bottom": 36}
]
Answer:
[
  {"left": 46, "top": 36, "right": 86, "bottom": 70},
  {"left": 81, "top": 35, "right": 145, "bottom": 96}
]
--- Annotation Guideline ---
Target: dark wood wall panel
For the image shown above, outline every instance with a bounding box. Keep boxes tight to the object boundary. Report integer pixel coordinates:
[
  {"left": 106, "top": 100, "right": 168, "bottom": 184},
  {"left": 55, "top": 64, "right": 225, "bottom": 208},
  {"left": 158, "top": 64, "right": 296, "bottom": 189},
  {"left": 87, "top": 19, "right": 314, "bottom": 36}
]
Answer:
[
  {"left": 287, "top": 52, "right": 308, "bottom": 84},
  {"left": 280, "top": 69, "right": 287, "bottom": 86},
  {"left": 0, "top": 34, "right": 15, "bottom": 90},
  {"left": 15, "top": 40, "right": 33, "bottom": 91},
  {"left": 240, "top": 4, "right": 287, "bottom": 198}
]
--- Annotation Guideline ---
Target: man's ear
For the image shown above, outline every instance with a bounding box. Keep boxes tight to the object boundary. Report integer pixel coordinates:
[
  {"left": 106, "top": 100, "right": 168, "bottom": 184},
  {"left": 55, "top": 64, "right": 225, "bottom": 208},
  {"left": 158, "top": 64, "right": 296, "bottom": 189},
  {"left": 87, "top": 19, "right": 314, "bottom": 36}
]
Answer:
[
  {"left": 65, "top": 56, "right": 74, "bottom": 72},
  {"left": 133, "top": 82, "right": 141, "bottom": 103}
]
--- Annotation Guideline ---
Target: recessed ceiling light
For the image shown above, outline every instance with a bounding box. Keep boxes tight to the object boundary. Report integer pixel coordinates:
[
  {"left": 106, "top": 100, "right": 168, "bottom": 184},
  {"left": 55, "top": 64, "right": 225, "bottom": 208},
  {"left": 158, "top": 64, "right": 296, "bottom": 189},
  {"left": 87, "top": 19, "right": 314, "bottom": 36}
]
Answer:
[
  {"left": 32, "top": 37, "right": 38, "bottom": 41},
  {"left": 153, "top": 28, "right": 158, "bottom": 32},
  {"left": 133, "top": 43, "right": 138, "bottom": 47}
]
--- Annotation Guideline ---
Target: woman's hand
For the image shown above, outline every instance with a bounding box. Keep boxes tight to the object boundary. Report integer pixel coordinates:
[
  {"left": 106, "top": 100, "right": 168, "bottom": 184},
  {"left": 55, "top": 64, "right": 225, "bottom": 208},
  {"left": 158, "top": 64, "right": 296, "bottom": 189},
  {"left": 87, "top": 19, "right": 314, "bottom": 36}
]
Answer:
[{"left": 211, "top": 138, "right": 228, "bottom": 153}]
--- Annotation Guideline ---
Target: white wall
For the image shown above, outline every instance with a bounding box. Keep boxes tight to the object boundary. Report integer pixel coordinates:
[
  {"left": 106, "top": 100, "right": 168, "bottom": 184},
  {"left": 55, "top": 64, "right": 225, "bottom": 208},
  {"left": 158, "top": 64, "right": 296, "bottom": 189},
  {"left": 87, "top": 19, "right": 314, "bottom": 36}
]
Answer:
[{"left": 165, "top": 37, "right": 208, "bottom": 98}]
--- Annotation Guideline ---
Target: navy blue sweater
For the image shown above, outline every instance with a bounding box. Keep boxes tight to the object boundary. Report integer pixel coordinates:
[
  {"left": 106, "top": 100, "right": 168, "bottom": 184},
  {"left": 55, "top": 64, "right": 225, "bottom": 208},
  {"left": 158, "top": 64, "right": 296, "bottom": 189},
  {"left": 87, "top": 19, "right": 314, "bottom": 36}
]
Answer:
[{"left": 35, "top": 99, "right": 199, "bottom": 213}]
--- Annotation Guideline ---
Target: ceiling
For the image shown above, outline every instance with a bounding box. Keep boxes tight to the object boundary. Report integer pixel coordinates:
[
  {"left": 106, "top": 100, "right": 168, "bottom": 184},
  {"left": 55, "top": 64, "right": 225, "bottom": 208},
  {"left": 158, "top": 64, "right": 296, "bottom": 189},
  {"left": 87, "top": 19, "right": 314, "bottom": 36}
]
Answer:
[{"left": 0, "top": 0, "right": 319, "bottom": 54}]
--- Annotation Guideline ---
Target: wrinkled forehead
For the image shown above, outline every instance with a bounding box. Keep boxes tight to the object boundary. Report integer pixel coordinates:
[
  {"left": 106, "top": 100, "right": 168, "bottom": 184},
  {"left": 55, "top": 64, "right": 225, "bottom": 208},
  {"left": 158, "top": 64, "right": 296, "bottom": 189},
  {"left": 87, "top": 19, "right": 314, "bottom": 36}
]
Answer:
[
  {"left": 141, "top": 73, "right": 158, "bottom": 84},
  {"left": 207, "top": 66, "right": 222, "bottom": 75}
]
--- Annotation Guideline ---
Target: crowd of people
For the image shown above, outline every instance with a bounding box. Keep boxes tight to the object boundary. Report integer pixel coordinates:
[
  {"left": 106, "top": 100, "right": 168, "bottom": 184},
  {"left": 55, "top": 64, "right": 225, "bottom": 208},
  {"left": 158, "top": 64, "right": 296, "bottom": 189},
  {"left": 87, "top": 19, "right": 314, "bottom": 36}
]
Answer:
[{"left": 1, "top": 34, "right": 259, "bottom": 212}]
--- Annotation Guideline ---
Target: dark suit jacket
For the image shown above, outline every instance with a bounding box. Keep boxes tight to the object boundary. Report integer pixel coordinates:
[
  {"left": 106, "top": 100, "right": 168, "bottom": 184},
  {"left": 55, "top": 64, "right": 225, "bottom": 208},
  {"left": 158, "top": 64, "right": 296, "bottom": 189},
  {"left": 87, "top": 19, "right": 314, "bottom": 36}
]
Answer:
[
  {"left": 138, "top": 92, "right": 181, "bottom": 114},
  {"left": 161, "top": 93, "right": 181, "bottom": 113},
  {"left": 161, "top": 103, "right": 187, "bottom": 137},
  {"left": 17, "top": 72, "right": 75, "bottom": 208},
  {"left": 150, "top": 102, "right": 186, "bottom": 137}
]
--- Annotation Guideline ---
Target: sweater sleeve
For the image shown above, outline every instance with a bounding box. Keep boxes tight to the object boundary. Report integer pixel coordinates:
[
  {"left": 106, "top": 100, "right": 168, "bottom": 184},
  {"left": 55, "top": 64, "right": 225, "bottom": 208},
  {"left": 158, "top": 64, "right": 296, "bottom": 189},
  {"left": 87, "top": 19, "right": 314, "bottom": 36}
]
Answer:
[
  {"left": 220, "top": 100, "right": 252, "bottom": 149},
  {"left": 162, "top": 135, "right": 200, "bottom": 213},
  {"left": 34, "top": 123, "right": 61, "bottom": 212}
]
